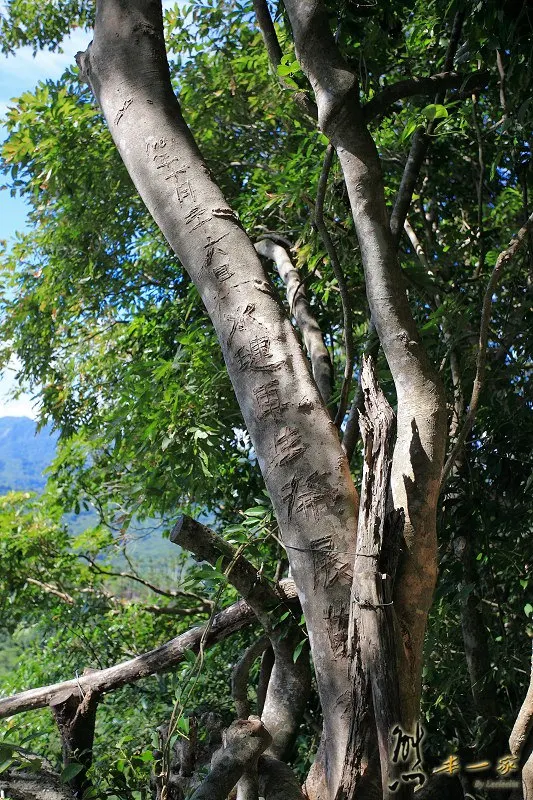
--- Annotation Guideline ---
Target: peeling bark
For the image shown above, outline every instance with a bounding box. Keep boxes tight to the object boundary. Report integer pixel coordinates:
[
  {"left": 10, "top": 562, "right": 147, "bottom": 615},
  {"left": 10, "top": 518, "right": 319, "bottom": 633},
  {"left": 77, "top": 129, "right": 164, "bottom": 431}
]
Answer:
[{"left": 339, "top": 357, "right": 405, "bottom": 800}]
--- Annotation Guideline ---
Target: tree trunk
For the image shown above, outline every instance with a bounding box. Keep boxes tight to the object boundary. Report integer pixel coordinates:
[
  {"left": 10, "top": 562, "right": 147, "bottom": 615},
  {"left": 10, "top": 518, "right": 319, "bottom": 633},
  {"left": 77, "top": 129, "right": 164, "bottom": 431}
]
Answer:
[{"left": 77, "top": 1, "right": 359, "bottom": 795}]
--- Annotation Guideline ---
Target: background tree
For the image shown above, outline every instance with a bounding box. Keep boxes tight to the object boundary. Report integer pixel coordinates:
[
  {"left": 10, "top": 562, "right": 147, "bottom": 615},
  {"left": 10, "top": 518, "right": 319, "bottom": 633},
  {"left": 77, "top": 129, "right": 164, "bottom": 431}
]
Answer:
[{"left": 0, "top": 1, "right": 532, "bottom": 799}]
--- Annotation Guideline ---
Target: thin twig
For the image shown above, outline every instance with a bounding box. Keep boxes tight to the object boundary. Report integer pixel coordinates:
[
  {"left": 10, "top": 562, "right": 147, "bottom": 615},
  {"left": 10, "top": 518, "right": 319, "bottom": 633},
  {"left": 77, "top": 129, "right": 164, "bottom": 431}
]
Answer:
[
  {"left": 314, "top": 144, "right": 354, "bottom": 428},
  {"left": 472, "top": 94, "right": 486, "bottom": 276},
  {"left": 80, "top": 553, "right": 208, "bottom": 604},
  {"left": 441, "top": 211, "right": 533, "bottom": 485}
]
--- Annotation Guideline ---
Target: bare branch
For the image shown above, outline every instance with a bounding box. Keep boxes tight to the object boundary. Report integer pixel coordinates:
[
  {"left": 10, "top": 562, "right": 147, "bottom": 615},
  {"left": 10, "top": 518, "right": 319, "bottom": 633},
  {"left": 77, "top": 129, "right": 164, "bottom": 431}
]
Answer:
[
  {"left": 363, "top": 71, "right": 488, "bottom": 123},
  {"left": 472, "top": 95, "right": 486, "bottom": 276},
  {"left": 80, "top": 553, "right": 187, "bottom": 599},
  {"left": 255, "top": 238, "right": 333, "bottom": 406},
  {"left": 252, "top": 0, "right": 282, "bottom": 67},
  {"left": 172, "top": 516, "right": 312, "bottom": 760},
  {"left": 26, "top": 578, "right": 75, "bottom": 605},
  {"left": 314, "top": 144, "right": 354, "bottom": 427},
  {"left": 0, "top": 579, "right": 297, "bottom": 719},
  {"left": 496, "top": 50, "right": 509, "bottom": 116},
  {"left": 390, "top": 129, "right": 429, "bottom": 243},
  {"left": 170, "top": 515, "right": 289, "bottom": 631},
  {"left": 232, "top": 640, "right": 270, "bottom": 800},
  {"left": 441, "top": 210, "right": 533, "bottom": 484}
]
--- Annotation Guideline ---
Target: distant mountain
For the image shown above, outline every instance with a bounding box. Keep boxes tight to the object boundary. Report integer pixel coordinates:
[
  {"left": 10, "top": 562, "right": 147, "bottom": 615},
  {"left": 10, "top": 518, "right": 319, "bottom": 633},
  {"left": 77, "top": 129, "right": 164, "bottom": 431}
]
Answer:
[
  {"left": 0, "top": 416, "right": 57, "bottom": 494},
  {"left": 0, "top": 416, "right": 177, "bottom": 564}
]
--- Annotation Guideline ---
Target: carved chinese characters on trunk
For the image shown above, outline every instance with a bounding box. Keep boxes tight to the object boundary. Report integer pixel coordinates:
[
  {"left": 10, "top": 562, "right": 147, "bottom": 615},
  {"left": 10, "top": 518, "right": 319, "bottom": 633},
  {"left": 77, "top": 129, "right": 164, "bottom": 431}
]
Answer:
[
  {"left": 281, "top": 472, "right": 339, "bottom": 523},
  {"left": 146, "top": 138, "right": 235, "bottom": 282},
  {"left": 254, "top": 380, "right": 287, "bottom": 420},
  {"left": 325, "top": 604, "right": 349, "bottom": 658},
  {"left": 274, "top": 427, "right": 305, "bottom": 466}
]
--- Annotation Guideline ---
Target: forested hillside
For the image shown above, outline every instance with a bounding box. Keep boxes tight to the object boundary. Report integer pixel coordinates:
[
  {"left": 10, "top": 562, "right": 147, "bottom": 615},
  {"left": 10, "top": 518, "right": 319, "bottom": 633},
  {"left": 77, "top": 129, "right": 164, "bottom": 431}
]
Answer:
[
  {"left": 0, "top": 416, "right": 56, "bottom": 492},
  {"left": 0, "top": 1, "right": 532, "bottom": 799}
]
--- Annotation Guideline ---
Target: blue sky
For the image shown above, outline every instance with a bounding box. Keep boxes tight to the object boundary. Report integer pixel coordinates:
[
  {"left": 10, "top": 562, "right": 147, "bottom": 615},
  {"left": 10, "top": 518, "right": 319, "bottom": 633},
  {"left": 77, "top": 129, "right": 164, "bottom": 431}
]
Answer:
[{"left": 0, "top": 27, "right": 91, "bottom": 418}]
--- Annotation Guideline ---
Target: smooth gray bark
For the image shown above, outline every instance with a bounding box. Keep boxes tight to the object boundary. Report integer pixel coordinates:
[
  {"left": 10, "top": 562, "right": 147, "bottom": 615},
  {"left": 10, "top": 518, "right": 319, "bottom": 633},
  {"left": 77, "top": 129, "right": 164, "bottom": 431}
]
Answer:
[{"left": 189, "top": 718, "right": 272, "bottom": 800}]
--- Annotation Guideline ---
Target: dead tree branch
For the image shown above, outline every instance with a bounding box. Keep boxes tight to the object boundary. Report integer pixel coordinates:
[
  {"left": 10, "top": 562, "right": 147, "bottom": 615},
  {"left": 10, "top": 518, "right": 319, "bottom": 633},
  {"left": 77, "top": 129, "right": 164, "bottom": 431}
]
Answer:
[
  {"left": 171, "top": 516, "right": 311, "bottom": 761},
  {"left": 0, "top": 579, "right": 297, "bottom": 719},
  {"left": 255, "top": 238, "right": 334, "bottom": 406},
  {"left": 50, "top": 687, "right": 99, "bottom": 797},
  {"left": 442, "top": 210, "right": 533, "bottom": 484},
  {"left": 26, "top": 577, "right": 75, "bottom": 605},
  {"left": 170, "top": 516, "right": 290, "bottom": 630}
]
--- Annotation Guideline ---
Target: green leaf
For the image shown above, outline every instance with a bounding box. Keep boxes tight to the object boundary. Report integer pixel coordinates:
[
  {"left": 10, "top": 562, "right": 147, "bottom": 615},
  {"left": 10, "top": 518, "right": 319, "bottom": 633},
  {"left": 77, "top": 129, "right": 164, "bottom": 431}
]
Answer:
[
  {"left": 422, "top": 103, "right": 448, "bottom": 121},
  {"left": 61, "top": 762, "right": 85, "bottom": 783},
  {"left": 293, "top": 638, "right": 306, "bottom": 663},
  {"left": 524, "top": 603, "right": 533, "bottom": 618}
]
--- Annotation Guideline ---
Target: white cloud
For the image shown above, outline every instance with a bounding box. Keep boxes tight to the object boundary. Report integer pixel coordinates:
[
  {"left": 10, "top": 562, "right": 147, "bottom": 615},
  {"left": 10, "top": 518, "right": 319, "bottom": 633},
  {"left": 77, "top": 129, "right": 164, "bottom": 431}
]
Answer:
[{"left": 0, "top": 356, "right": 39, "bottom": 420}]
